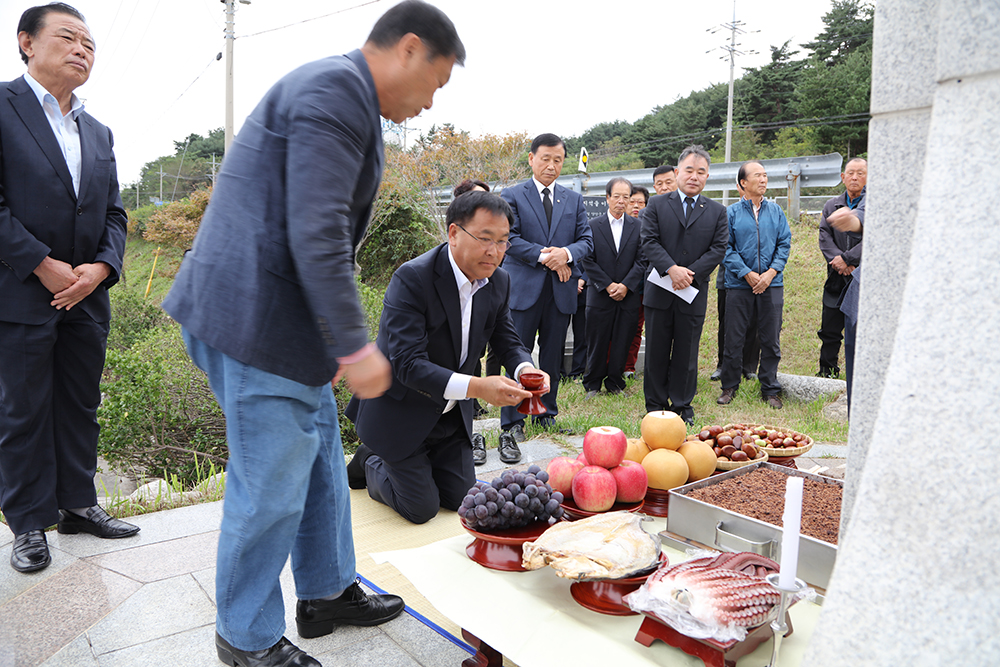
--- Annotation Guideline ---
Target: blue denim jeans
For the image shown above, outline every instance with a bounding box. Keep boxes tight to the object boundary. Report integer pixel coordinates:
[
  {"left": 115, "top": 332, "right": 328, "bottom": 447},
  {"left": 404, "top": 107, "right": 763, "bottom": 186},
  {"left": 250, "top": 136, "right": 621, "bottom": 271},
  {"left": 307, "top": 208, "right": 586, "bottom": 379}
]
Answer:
[{"left": 183, "top": 330, "right": 356, "bottom": 651}]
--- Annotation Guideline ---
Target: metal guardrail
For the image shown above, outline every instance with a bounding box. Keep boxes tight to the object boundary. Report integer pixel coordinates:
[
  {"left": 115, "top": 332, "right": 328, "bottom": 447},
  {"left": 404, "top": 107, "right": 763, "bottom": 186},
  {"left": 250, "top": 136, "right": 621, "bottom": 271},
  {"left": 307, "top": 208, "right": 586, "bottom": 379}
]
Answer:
[{"left": 433, "top": 153, "right": 844, "bottom": 220}]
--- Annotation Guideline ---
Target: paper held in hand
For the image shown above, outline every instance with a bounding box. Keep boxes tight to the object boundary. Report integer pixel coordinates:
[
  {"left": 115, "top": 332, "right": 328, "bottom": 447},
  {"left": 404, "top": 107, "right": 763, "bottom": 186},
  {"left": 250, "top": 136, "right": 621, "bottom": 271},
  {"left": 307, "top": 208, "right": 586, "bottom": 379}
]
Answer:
[{"left": 648, "top": 267, "right": 699, "bottom": 304}]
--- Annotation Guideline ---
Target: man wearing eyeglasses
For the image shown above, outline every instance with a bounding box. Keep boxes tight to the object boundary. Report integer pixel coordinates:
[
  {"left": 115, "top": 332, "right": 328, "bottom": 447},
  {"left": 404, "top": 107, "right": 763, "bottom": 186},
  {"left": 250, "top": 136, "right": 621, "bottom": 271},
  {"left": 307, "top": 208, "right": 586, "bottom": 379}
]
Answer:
[
  {"left": 579, "top": 178, "right": 646, "bottom": 397},
  {"left": 346, "top": 191, "right": 546, "bottom": 523}
]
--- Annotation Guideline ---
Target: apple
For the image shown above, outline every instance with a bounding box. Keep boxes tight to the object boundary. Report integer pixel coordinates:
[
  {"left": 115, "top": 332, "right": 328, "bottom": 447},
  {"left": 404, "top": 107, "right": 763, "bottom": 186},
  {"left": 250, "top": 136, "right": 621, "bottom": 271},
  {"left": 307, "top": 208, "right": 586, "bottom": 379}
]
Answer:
[
  {"left": 546, "top": 457, "right": 585, "bottom": 499},
  {"left": 611, "top": 460, "right": 648, "bottom": 503},
  {"left": 576, "top": 451, "right": 589, "bottom": 466},
  {"left": 571, "top": 466, "right": 618, "bottom": 512},
  {"left": 583, "top": 426, "right": 628, "bottom": 468}
]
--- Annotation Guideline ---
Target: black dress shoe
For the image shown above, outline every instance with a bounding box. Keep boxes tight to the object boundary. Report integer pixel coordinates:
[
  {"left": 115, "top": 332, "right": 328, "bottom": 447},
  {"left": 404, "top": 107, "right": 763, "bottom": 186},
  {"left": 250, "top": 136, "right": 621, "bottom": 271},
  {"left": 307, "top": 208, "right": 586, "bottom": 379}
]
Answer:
[
  {"left": 471, "top": 433, "right": 487, "bottom": 466},
  {"left": 473, "top": 400, "right": 488, "bottom": 418},
  {"left": 58, "top": 507, "right": 139, "bottom": 539},
  {"left": 296, "top": 581, "right": 404, "bottom": 638},
  {"left": 709, "top": 367, "right": 722, "bottom": 381},
  {"left": 10, "top": 529, "right": 51, "bottom": 573},
  {"left": 503, "top": 423, "right": 525, "bottom": 443},
  {"left": 216, "top": 632, "right": 319, "bottom": 667},
  {"left": 498, "top": 431, "right": 521, "bottom": 464},
  {"left": 346, "top": 444, "right": 372, "bottom": 490}
]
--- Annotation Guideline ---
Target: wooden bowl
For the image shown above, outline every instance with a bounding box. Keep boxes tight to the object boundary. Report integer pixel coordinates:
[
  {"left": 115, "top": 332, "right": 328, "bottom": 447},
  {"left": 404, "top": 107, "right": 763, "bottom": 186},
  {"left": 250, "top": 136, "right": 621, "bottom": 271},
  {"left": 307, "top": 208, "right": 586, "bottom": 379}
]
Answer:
[
  {"left": 570, "top": 552, "right": 668, "bottom": 616},
  {"left": 461, "top": 518, "right": 550, "bottom": 571},
  {"left": 559, "top": 498, "right": 644, "bottom": 521}
]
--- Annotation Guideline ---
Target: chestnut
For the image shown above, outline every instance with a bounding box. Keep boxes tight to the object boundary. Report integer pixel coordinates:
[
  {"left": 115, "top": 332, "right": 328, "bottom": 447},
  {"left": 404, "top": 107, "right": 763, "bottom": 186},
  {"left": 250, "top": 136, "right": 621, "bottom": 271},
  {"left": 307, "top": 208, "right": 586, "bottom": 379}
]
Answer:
[
  {"left": 732, "top": 435, "right": 743, "bottom": 447},
  {"left": 783, "top": 437, "right": 795, "bottom": 447},
  {"left": 731, "top": 451, "right": 749, "bottom": 462},
  {"left": 717, "top": 434, "right": 734, "bottom": 447},
  {"left": 793, "top": 434, "right": 804, "bottom": 442},
  {"left": 708, "top": 425, "right": 724, "bottom": 437},
  {"left": 742, "top": 443, "right": 758, "bottom": 458},
  {"left": 721, "top": 445, "right": 737, "bottom": 458},
  {"left": 699, "top": 429, "right": 712, "bottom": 441},
  {"left": 714, "top": 447, "right": 723, "bottom": 457}
]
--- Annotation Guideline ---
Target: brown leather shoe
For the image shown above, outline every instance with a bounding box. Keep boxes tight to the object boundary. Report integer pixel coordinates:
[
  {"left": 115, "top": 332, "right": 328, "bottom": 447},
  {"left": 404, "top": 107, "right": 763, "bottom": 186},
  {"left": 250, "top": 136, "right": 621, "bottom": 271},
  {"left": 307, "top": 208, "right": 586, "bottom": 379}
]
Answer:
[
  {"left": 764, "top": 395, "right": 783, "bottom": 409},
  {"left": 717, "top": 388, "right": 736, "bottom": 405}
]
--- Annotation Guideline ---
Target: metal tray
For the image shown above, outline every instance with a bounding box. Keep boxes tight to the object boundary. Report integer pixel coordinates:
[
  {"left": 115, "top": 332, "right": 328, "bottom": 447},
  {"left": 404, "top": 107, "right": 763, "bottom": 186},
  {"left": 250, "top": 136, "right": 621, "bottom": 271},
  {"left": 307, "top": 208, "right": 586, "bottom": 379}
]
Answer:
[{"left": 663, "top": 461, "right": 840, "bottom": 590}]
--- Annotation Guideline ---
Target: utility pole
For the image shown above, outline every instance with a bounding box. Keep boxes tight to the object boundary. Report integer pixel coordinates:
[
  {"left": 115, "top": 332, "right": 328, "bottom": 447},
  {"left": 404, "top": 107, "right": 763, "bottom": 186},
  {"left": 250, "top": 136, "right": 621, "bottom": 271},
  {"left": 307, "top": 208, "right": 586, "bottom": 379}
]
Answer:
[
  {"left": 708, "top": 1, "right": 757, "bottom": 205},
  {"left": 222, "top": 0, "right": 251, "bottom": 151}
]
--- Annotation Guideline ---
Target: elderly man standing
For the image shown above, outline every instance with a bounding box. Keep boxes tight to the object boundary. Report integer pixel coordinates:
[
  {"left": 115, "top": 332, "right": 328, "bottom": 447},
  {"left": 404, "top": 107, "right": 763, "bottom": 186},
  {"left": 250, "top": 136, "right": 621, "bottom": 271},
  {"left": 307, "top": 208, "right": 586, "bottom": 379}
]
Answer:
[
  {"left": 1, "top": 2, "right": 137, "bottom": 575},
  {"left": 500, "top": 134, "right": 593, "bottom": 444},
  {"left": 817, "top": 157, "right": 867, "bottom": 378},
  {"left": 641, "top": 146, "right": 728, "bottom": 424},
  {"left": 580, "top": 177, "right": 646, "bottom": 397},
  {"left": 716, "top": 161, "right": 792, "bottom": 410},
  {"left": 163, "top": 2, "right": 465, "bottom": 664}
]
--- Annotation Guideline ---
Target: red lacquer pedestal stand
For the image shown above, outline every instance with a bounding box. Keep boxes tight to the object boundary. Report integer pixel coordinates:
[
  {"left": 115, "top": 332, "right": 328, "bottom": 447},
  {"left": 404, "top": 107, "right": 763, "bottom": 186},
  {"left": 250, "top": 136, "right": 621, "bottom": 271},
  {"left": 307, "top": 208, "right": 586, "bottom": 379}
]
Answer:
[
  {"left": 641, "top": 487, "right": 671, "bottom": 517},
  {"left": 634, "top": 612, "right": 793, "bottom": 667},
  {"left": 461, "top": 630, "right": 502, "bottom": 667}
]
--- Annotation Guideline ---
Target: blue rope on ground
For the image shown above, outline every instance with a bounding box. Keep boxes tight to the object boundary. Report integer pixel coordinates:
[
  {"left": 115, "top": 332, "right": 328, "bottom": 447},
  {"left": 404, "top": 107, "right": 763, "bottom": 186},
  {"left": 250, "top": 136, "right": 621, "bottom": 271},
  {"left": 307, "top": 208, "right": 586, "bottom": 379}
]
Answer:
[{"left": 355, "top": 572, "right": 475, "bottom": 656}]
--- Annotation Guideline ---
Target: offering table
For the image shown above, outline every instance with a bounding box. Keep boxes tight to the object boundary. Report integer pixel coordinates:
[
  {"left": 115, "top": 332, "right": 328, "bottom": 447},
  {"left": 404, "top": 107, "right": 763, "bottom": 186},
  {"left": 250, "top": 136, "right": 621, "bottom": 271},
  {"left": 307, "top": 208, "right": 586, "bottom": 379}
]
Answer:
[{"left": 376, "top": 532, "right": 821, "bottom": 666}]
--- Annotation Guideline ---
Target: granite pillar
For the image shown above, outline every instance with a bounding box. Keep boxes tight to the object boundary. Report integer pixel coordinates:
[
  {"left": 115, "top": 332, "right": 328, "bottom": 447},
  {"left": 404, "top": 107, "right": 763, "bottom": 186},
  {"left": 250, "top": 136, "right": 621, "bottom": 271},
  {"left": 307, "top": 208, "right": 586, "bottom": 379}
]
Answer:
[{"left": 804, "top": 0, "right": 1000, "bottom": 664}]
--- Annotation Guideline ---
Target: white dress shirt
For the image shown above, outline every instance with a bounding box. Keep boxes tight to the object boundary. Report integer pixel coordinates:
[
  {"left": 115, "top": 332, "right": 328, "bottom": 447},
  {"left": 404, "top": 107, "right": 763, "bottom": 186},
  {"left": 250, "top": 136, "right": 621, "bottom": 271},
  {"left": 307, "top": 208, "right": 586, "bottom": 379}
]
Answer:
[
  {"left": 608, "top": 212, "right": 625, "bottom": 252},
  {"left": 531, "top": 177, "right": 574, "bottom": 264},
  {"left": 23, "top": 72, "right": 84, "bottom": 197},
  {"left": 442, "top": 247, "right": 532, "bottom": 412}
]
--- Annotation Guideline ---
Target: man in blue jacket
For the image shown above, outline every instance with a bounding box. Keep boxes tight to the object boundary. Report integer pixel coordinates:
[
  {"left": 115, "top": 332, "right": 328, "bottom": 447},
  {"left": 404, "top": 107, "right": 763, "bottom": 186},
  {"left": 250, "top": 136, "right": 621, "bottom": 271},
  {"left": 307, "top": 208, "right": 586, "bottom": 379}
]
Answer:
[
  {"left": 717, "top": 161, "right": 792, "bottom": 409},
  {"left": 162, "top": 2, "right": 465, "bottom": 665}
]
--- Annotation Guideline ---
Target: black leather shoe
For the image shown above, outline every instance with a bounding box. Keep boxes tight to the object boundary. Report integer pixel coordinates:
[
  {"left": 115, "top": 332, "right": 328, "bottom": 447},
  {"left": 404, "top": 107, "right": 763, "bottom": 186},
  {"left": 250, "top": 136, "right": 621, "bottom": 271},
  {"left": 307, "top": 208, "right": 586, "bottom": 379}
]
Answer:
[
  {"left": 498, "top": 431, "right": 521, "bottom": 464},
  {"left": 10, "top": 530, "right": 51, "bottom": 573},
  {"left": 471, "top": 433, "right": 487, "bottom": 466},
  {"left": 717, "top": 388, "right": 736, "bottom": 405},
  {"left": 817, "top": 367, "right": 840, "bottom": 379},
  {"left": 296, "top": 581, "right": 404, "bottom": 638},
  {"left": 743, "top": 372, "right": 758, "bottom": 381},
  {"left": 473, "top": 400, "right": 488, "bottom": 418},
  {"left": 58, "top": 507, "right": 139, "bottom": 539},
  {"left": 216, "top": 632, "right": 319, "bottom": 667},
  {"left": 709, "top": 367, "right": 722, "bottom": 381},
  {"left": 503, "top": 423, "right": 525, "bottom": 443},
  {"left": 584, "top": 390, "right": 599, "bottom": 400},
  {"left": 764, "top": 394, "right": 784, "bottom": 409},
  {"left": 346, "top": 444, "right": 372, "bottom": 490}
]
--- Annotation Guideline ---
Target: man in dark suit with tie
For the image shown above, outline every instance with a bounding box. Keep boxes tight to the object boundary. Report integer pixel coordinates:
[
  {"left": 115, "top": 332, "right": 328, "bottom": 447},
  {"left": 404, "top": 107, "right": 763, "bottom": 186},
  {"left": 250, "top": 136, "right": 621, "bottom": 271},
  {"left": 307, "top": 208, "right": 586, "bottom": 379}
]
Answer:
[
  {"left": 346, "top": 192, "right": 544, "bottom": 524},
  {"left": 163, "top": 3, "right": 463, "bottom": 664},
  {"left": 640, "top": 145, "right": 729, "bottom": 424},
  {"left": 1, "top": 3, "right": 138, "bottom": 576},
  {"left": 499, "top": 134, "right": 593, "bottom": 445},
  {"left": 580, "top": 177, "right": 646, "bottom": 397}
]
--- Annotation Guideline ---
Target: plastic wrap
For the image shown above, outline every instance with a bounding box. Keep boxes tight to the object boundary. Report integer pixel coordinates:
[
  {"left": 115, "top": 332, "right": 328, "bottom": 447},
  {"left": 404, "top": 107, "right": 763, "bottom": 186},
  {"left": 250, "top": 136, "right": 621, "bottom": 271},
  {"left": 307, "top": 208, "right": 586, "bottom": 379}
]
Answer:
[{"left": 521, "top": 511, "right": 660, "bottom": 580}]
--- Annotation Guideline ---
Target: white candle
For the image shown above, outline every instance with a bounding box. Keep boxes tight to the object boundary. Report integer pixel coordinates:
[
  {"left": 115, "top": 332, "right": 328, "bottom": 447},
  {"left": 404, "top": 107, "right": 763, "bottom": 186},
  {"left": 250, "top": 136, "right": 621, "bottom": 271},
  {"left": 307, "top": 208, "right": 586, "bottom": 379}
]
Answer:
[{"left": 778, "top": 475, "right": 804, "bottom": 589}]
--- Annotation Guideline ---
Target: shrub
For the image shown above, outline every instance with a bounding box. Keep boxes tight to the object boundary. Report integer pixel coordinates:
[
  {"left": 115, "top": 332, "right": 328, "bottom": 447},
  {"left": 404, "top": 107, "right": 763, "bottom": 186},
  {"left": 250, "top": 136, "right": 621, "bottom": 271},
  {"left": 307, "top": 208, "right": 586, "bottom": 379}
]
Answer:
[
  {"left": 99, "top": 323, "right": 227, "bottom": 487},
  {"left": 127, "top": 203, "right": 160, "bottom": 237},
  {"left": 106, "top": 287, "right": 167, "bottom": 352},
  {"left": 144, "top": 187, "right": 212, "bottom": 250},
  {"left": 335, "top": 278, "right": 386, "bottom": 451}
]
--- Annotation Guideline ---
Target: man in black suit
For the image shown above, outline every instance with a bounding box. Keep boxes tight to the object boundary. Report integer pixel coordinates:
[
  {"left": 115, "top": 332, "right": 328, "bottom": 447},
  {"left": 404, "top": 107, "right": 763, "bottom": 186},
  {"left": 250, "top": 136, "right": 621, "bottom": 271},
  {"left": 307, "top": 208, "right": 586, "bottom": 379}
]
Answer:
[
  {"left": 1, "top": 3, "right": 138, "bottom": 575},
  {"left": 580, "top": 177, "right": 646, "bottom": 397},
  {"left": 346, "top": 192, "right": 543, "bottom": 523},
  {"left": 499, "top": 134, "right": 593, "bottom": 445},
  {"left": 640, "top": 145, "right": 729, "bottom": 424}
]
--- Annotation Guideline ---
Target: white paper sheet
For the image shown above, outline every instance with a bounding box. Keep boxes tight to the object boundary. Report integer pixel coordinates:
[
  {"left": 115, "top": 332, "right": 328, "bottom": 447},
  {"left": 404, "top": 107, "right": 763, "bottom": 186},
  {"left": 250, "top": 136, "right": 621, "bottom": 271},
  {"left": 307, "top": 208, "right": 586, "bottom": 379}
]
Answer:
[{"left": 648, "top": 267, "right": 699, "bottom": 304}]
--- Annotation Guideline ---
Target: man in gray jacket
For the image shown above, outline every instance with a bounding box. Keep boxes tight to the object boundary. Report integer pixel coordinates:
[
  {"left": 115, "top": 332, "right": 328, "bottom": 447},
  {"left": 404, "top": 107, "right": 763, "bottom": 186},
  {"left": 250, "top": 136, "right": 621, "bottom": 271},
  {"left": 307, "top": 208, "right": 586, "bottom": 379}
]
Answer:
[{"left": 163, "top": 3, "right": 464, "bottom": 665}]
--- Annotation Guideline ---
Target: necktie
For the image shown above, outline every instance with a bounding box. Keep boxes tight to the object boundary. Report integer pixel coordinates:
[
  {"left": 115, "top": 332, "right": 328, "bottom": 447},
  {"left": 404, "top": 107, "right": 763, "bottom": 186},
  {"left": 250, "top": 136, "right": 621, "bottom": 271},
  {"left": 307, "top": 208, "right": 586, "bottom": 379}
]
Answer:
[
  {"left": 684, "top": 196, "right": 695, "bottom": 220},
  {"left": 542, "top": 187, "right": 553, "bottom": 229}
]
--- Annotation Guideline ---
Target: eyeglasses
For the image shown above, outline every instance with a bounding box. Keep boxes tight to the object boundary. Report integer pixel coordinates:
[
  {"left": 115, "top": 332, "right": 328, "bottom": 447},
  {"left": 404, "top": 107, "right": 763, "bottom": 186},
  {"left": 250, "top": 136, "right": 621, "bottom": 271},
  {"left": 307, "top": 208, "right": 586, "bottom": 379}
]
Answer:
[
  {"left": 608, "top": 194, "right": 631, "bottom": 202},
  {"left": 455, "top": 223, "right": 511, "bottom": 251}
]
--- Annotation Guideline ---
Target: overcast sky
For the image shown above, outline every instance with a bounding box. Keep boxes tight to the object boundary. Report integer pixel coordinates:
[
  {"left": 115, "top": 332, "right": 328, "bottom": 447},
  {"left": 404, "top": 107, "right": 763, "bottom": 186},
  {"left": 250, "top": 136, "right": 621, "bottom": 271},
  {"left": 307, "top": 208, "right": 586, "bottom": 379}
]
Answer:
[{"left": 1, "top": 0, "right": 834, "bottom": 184}]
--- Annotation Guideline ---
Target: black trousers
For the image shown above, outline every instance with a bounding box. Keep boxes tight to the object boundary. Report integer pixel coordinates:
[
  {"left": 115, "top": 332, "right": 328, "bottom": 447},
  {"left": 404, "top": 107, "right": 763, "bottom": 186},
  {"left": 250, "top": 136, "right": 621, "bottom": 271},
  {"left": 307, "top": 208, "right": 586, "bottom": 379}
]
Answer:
[
  {"left": 364, "top": 408, "right": 474, "bottom": 525},
  {"left": 643, "top": 303, "right": 705, "bottom": 417},
  {"left": 717, "top": 288, "right": 760, "bottom": 374},
  {"left": 817, "top": 303, "right": 845, "bottom": 372},
  {"left": 0, "top": 309, "right": 108, "bottom": 534},
  {"left": 720, "top": 287, "right": 784, "bottom": 396},
  {"left": 583, "top": 303, "right": 640, "bottom": 393},
  {"left": 565, "top": 289, "right": 587, "bottom": 377}
]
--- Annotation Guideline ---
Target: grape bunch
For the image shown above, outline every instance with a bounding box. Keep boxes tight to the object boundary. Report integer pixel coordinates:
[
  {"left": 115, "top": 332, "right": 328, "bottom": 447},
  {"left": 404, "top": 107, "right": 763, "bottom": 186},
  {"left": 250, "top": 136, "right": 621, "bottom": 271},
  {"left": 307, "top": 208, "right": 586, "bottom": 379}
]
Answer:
[{"left": 458, "top": 464, "right": 565, "bottom": 530}]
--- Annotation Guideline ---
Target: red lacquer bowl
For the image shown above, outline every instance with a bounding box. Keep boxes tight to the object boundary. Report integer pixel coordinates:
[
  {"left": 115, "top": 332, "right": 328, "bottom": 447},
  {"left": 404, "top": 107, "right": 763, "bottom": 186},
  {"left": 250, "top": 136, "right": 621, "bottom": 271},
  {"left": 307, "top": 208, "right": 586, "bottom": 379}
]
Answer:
[
  {"left": 559, "top": 498, "right": 644, "bottom": 521},
  {"left": 570, "top": 552, "right": 669, "bottom": 616},
  {"left": 461, "top": 518, "right": 550, "bottom": 571}
]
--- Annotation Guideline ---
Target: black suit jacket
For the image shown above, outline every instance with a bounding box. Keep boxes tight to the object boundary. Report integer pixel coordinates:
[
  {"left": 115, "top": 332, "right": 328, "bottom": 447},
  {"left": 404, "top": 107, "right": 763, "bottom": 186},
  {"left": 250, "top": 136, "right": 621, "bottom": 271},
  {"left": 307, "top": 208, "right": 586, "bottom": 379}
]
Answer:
[
  {"left": 579, "top": 213, "right": 645, "bottom": 312},
  {"left": 0, "top": 76, "right": 127, "bottom": 324},
  {"left": 640, "top": 191, "right": 728, "bottom": 314},
  {"left": 346, "top": 244, "right": 532, "bottom": 463}
]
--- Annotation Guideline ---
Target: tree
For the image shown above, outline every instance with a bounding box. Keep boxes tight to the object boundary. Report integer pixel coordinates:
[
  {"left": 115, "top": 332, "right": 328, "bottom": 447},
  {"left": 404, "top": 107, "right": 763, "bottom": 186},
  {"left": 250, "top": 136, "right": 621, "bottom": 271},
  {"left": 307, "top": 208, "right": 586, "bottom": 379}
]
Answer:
[
  {"left": 802, "top": 0, "right": 875, "bottom": 66},
  {"left": 581, "top": 137, "right": 644, "bottom": 173},
  {"left": 174, "top": 128, "right": 225, "bottom": 161},
  {"left": 736, "top": 41, "right": 805, "bottom": 142},
  {"left": 795, "top": 45, "right": 872, "bottom": 155}
]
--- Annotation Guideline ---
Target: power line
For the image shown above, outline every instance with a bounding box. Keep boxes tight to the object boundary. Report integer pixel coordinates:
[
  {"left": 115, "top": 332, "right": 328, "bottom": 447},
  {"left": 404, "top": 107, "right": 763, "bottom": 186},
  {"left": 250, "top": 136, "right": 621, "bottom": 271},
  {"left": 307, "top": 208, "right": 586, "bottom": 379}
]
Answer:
[{"left": 239, "top": 0, "right": 385, "bottom": 39}]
